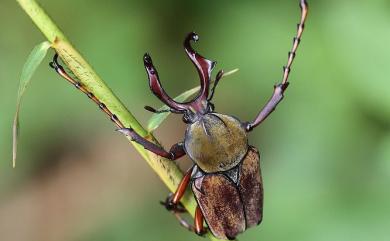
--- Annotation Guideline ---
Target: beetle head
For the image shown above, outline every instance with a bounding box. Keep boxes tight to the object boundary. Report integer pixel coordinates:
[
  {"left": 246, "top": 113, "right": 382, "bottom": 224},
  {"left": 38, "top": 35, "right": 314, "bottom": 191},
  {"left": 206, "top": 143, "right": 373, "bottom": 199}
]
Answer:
[{"left": 144, "top": 32, "right": 219, "bottom": 124}]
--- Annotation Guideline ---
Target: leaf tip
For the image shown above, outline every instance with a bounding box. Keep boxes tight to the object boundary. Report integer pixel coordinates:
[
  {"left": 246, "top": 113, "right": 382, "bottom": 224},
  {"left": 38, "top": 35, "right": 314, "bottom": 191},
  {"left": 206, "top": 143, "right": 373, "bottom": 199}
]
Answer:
[
  {"left": 223, "top": 68, "right": 239, "bottom": 77},
  {"left": 12, "top": 152, "right": 16, "bottom": 167}
]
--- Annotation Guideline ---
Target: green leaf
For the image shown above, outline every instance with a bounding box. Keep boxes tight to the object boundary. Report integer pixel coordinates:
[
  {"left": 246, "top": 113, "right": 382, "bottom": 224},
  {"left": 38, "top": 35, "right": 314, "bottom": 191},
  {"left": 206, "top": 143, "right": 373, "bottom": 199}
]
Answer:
[
  {"left": 12, "top": 41, "right": 51, "bottom": 168},
  {"left": 146, "top": 68, "right": 239, "bottom": 132}
]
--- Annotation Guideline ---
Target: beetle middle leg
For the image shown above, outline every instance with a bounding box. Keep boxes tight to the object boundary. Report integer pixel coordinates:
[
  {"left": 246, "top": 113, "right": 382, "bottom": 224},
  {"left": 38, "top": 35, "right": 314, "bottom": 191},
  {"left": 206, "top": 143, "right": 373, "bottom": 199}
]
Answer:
[
  {"left": 161, "top": 167, "right": 208, "bottom": 236},
  {"left": 161, "top": 166, "right": 193, "bottom": 211}
]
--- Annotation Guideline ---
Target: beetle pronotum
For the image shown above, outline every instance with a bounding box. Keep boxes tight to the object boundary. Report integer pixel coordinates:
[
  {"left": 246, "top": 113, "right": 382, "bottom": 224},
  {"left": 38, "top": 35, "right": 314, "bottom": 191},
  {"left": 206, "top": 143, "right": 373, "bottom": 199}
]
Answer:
[{"left": 49, "top": 0, "right": 308, "bottom": 239}]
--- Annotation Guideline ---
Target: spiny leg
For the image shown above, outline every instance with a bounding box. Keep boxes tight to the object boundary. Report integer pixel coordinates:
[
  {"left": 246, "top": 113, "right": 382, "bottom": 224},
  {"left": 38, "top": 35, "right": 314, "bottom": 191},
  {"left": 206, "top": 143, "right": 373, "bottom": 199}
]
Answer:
[
  {"left": 50, "top": 54, "right": 186, "bottom": 160},
  {"left": 49, "top": 54, "right": 124, "bottom": 128},
  {"left": 50, "top": 55, "right": 199, "bottom": 232},
  {"left": 246, "top": 0, "right": 308, "bottom": 131}
]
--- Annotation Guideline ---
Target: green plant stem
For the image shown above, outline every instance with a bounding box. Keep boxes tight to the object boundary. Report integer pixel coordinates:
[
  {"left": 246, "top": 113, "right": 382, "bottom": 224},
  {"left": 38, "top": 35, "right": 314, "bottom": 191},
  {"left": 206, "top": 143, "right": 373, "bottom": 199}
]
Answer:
[{"left": 16, "top": 0, "right": 223, "bottom": 240}]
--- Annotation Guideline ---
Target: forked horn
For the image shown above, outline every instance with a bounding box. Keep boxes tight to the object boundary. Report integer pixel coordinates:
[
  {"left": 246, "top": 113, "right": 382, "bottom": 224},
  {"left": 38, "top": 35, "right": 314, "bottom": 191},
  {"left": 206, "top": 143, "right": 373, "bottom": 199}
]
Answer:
[
  {"left": 184, "top": 32, "right": 216, "bottom": 103},
  {"left": 144, "top": 53, "right": 188, "bottom": 111},
  {"left": 144, "top": 33, "right": 216, "bottom": 111}
]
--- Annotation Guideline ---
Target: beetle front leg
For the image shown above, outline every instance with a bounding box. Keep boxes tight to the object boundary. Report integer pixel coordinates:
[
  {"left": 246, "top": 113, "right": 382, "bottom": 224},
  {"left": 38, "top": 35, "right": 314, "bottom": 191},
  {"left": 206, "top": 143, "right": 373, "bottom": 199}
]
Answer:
[
  {"left": 245, "top": 83, "right": 289, "bottom": 131},
  {"left": 117, "top": 128, "right": 185, "bottom": 160},
  {"left": 50, "top": 54, "right": 124, "bottom": 128},
  {"left": 246, "top": 0, "right": 308, "bottom": 132}
]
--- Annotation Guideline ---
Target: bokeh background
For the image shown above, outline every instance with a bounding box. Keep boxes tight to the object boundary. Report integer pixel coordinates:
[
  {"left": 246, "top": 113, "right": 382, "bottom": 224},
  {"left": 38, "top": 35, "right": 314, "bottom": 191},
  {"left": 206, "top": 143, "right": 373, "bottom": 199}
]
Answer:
[{"left": 1, "top": 0, "right": 390, "bottom": 240}]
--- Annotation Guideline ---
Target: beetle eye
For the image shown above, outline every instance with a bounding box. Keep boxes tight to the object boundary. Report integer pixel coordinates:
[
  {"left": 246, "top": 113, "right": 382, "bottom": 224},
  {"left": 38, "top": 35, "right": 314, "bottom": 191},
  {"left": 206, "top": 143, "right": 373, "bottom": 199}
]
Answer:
[{"left": 182, "top": 115, "right": 191, "bottom": 124}]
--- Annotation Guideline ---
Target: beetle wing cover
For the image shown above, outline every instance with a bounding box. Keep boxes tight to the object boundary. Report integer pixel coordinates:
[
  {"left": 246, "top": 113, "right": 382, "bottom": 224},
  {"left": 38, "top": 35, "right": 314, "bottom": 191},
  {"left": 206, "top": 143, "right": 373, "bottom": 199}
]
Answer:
[
  {"left": 192, "top": 173, "right": 246, "bottom": 240},
  {"left": 239, "top": 146, "right": 263, "bottom": 227},
  {"left": 192, "top": 147, "right": 262, "bottom": 239}
]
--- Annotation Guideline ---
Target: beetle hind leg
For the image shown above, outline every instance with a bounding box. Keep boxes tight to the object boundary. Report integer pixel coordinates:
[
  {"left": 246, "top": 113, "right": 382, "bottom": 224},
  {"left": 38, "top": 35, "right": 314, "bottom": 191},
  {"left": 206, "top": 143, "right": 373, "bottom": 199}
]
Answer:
[
  {"left": 194, "top": 205, "right": 207, "bottom": 236},
  {"left": 160, "top": 167, "right": 208, "bottom": 236},
  {"left": 167, "top": 205, "right": 208, "bottom": 236}
]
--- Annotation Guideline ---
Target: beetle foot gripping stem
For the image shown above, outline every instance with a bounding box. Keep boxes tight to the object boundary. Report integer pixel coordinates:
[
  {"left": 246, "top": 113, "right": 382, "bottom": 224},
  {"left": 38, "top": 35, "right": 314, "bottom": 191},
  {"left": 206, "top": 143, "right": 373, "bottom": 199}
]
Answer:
[
  {"left": 160, "top": 194, "right": 209, "bottom": 236},
  {"left": 195, "top": 229, "right": 208, "bottom": 237},
  {"left": 160, "top": 194, "right": 187, "bottom": 213},
  {"left": 194, "top": 205, "right": 208, "bottom": 237},
  {"left": 49, "top": 53, "right": 124, "bottom": 128}
]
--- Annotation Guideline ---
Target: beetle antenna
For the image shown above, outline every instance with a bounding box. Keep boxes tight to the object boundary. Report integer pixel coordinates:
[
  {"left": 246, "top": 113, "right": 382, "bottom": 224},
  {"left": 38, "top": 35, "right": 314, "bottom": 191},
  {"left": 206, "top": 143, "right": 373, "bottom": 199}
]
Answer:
[
  {"left": 207, "top": 70, "right": 224, "bottom": 101},
  {"left": 49, "top": 53, "right": 124, "bottom": 128},
  {"left": 144, "top": 105, "right": 172, "bottom": 114},
  {"left": 145, "top": 105, "right": 162, "bottom": 113}
]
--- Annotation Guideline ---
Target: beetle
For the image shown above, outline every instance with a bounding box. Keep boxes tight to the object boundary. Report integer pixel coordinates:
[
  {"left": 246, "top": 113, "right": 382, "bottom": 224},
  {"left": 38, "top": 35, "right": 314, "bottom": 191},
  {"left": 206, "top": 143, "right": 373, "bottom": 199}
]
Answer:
[{"left": 49, "top": 0, "right": 308, "bottom": 239}]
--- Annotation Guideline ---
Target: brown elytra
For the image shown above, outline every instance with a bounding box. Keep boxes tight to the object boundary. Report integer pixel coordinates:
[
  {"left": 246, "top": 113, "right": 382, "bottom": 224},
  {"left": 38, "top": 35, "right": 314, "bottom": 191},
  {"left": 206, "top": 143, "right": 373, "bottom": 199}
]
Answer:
[{"left": 192, "top": 147, "right": 262, "bottom": 240}]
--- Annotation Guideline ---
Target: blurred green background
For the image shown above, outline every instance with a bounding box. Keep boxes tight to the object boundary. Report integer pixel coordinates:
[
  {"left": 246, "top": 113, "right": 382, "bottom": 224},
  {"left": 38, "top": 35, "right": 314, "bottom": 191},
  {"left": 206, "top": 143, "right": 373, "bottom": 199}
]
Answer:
[{"left": 1, "top": 0, "right": 390, "bottom": 240}]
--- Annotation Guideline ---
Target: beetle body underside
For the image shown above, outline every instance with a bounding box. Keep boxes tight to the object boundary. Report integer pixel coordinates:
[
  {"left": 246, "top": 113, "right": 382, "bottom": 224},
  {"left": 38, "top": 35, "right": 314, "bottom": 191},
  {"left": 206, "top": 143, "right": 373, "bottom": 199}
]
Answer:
[{"left": 191, "top": 146, "right": 263, "bottom": 240}]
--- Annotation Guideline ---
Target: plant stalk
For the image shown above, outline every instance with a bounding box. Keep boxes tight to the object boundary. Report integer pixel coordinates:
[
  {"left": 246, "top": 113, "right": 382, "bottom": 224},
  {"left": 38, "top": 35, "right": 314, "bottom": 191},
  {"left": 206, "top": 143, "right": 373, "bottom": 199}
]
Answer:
[{"left": 16, "top": 0, "right": 222, "bottom": 240}]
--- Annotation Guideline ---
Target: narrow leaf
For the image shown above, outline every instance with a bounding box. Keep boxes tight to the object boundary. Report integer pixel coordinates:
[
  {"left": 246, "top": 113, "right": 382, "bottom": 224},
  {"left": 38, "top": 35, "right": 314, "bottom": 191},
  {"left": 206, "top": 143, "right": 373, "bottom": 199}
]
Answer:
[
  {"left": 12, "top": 41, "right": 51, "bottom": 168},
  {"left": 222, "top": 68, "right": 239, "bottom": 77},
  {"left": 147, "top": 68, "right": 239, "bottom": 132}
]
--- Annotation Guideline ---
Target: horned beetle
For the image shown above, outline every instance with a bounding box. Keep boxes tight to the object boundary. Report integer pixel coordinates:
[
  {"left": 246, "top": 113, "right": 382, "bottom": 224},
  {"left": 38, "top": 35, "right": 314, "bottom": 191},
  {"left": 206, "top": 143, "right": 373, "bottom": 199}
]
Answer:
[{"left": 49, "top": 0, "right": 308, "bottom": 239}]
